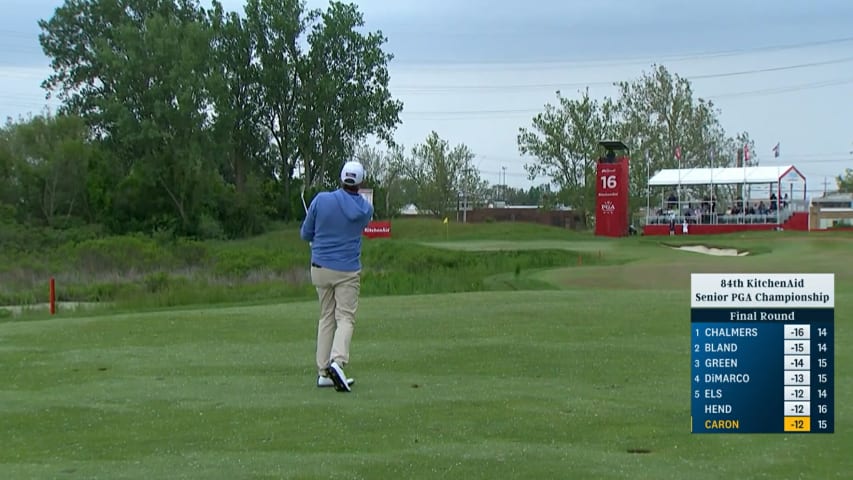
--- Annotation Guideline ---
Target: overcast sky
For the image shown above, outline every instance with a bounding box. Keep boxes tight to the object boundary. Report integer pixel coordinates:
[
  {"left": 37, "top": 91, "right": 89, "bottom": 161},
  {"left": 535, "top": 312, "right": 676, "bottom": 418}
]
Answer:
[{"left": 2, "top": 0, "right": 852, "bottom": 195}]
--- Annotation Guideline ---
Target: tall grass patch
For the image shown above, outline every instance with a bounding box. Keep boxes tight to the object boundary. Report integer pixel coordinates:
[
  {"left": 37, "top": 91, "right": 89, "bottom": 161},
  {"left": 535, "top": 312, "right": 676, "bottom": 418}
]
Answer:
[
  {"left": 361, "top": 239, "right": 598, "bottom": 295},
  {"left": 2, "top": 221, "right": 605, "bottom": 311}
]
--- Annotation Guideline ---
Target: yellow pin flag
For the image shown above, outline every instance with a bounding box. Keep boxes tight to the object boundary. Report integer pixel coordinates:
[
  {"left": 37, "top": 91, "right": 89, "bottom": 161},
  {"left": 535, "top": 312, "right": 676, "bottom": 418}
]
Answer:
[{"left": 443, "top": 217, "right": 448, "bottom": 224}]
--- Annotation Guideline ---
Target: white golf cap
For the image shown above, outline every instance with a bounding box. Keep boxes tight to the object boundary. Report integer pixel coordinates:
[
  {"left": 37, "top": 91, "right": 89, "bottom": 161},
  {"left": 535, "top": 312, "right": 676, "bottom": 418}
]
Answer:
[{"left": 340, "top": 161, "right": 365, "bottom": 186}]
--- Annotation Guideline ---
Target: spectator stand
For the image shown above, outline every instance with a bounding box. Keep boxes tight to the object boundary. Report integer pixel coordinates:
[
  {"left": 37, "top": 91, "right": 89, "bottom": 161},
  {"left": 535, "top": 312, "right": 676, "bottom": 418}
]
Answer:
[{"left": 642, "top": 165, "right": 808, "bottom": 235}]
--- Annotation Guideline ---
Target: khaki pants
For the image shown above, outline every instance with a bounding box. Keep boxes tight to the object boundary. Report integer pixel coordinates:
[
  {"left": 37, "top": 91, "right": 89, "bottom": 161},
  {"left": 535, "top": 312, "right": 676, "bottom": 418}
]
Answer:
[{"left": 311, "top": 266, "right": 361, "bottom": 376}]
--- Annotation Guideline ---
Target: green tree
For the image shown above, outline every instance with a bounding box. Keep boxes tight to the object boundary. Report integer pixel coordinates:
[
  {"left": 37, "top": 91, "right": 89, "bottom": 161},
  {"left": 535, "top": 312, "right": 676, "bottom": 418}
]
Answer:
[
  {"left": 517, "top": 88, "right": 617, "bottom": 220},
  {"left": 0, "top": 114, "right": 94, "bottom": 227},
  {"left": 0, "top": 121, "right": 17, "bottom": 219},
  {"left": 837, "top": 168, "right": 853, "bottom": 192},
  {"left": 244, "top": 0, "right": 402, "bottom": 220},
  {"left": 242, "top": 0, "right": 308, "bottom": 220},
  {"left": 208, "top": 2, "right": 268, "bottom": 194},
  {"left": 299, "top": 2, "right": 403, "bottom": 189},
  {"left": 520, "top": 65, "right": 757, "bottom": 221},
  {"left": 732, "top": 131, "right": 758, "bottom": 167},
  {"left": 401, "top": 132, "right": 484, "bottom": 218},
  {"left": 353, "top": 143, "right": 405, "bottom": 219},
  {"left": 39, "top": 0, "right": 220, "bottom": 235},
  {"left": 208, "top": 1, "right": 272, "bottom": 236},
  {"left": 526, "top": 184, "right": 553, "bottom": 206},
  {"left": 614, "top": 65, "right": 736, "bottom": 212}
]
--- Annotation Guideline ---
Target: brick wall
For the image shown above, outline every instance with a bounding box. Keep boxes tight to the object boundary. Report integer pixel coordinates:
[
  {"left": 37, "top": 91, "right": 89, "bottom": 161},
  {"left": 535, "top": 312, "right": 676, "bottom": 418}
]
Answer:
[{"left": 463, "top": 208, "right": 586, "bottom": 230}]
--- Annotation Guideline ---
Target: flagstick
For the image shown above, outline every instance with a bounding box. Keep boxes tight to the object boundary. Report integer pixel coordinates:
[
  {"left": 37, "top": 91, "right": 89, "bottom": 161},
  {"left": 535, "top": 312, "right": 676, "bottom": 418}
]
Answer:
[
  {"left": 645, "top": 150, "right": 650, "bottom": 226},
  {"left": 775, "top": 142, "right": 782, "bottom": 216},
  {"left": 708, "top": 150, "right": 714, "bottom": 223},
  {"left": 777, "top": 143, "right": 782, "bottom": 223},
  {"left": 743, "top": 145, "right": 749, "bottom": 224},
  {"left": 677, "top": 148, "right": 682, "bottom": 218}
]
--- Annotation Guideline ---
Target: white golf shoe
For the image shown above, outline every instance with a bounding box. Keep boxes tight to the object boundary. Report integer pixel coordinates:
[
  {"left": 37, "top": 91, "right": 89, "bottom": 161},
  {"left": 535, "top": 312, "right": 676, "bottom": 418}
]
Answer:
[
  {"left": 317, "top": 375, "right": 355, "bottom": 388},
  {"left": 325, "top": 361, "right": 352, "bottom": 392}
]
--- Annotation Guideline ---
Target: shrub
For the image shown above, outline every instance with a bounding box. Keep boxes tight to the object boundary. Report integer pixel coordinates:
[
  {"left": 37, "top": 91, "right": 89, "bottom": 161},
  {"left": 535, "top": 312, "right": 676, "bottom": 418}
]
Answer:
[{"left": 71, "top": 236, "right": 165, "bottom": 274}]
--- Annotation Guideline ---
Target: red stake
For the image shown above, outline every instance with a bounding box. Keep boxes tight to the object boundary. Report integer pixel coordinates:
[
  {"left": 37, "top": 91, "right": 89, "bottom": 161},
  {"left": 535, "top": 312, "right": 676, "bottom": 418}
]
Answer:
[{"left": 49, "top": 277, "right": 56, "bottom": 315}]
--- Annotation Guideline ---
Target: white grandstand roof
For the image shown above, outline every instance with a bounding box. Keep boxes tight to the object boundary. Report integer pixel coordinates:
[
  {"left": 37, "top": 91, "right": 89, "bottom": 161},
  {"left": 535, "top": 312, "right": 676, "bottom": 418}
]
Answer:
[{"left": 648, "top": 165, "right": 805, "bottom": 186}]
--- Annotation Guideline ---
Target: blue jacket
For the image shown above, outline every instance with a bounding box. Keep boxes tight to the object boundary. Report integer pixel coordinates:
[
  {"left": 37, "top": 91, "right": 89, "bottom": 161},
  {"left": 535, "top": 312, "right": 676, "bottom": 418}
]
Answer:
[{"left": 300, "top": 188, "right": 374, "bottom": 272}]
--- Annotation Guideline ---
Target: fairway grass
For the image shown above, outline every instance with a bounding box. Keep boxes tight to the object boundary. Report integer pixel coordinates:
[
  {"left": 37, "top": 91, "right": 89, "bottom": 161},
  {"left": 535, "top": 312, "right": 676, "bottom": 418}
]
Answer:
[
  {"left": 1, "top": 228, "right": 851, "bottom": 479},
  {"left": 1, "top": 288, "right": 850, "bottom": 479}
]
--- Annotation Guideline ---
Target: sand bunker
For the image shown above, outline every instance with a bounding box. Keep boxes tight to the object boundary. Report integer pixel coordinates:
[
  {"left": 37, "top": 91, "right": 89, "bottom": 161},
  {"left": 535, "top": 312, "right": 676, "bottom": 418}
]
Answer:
[{"left": 674, "top": 245, "right": 749, "bottom": 257}]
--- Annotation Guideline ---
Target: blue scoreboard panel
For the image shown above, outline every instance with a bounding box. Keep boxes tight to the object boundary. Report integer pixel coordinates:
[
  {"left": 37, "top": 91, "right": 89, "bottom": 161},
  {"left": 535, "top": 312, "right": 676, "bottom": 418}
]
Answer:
[{"left": 691, "top": 274, "right": 834, "bottom": 434}]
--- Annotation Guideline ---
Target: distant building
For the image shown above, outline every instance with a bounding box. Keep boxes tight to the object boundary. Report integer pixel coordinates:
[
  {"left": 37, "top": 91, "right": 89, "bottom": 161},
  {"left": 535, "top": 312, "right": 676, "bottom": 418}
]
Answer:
[
  {"left": 399, "top": 204, "right": 420, "bottom": 216},
  {"left": 809, "top": 192, "right": 853, "bottom": 230},
  {"left": 811, "top": 192, "right": 853, "bottom": 208}
]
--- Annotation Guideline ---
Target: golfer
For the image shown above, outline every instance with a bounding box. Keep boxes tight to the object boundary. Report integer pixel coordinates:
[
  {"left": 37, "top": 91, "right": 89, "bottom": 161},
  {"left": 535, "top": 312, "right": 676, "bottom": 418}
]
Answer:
[{"left": 300, "top": 161, "right": 373, "bottom": 392}]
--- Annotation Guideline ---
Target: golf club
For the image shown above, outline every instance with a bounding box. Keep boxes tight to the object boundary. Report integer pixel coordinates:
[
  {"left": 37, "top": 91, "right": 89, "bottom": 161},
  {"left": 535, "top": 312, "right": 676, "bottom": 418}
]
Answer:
[
  {"left": 301, "top": 171, "right": 312, "bottom": 248},
  {"left": 300, "top": 164, "right": 310, "bottom": 215},
  {"left": 301, "top": 186, "right": 309, "bottom": 215}
]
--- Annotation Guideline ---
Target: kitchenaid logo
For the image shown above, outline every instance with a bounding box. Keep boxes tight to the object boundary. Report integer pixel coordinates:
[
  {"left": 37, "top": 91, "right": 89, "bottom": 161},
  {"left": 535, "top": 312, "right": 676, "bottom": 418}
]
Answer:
[{"left": 363, "top": 221, "right": 392, "bottom": 238}]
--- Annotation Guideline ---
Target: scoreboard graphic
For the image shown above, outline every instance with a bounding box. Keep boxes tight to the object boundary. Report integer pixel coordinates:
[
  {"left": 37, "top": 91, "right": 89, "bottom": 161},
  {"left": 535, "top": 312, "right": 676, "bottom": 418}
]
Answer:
[{"left": 691, "top": 274, "right": 835, "bottom": 433}]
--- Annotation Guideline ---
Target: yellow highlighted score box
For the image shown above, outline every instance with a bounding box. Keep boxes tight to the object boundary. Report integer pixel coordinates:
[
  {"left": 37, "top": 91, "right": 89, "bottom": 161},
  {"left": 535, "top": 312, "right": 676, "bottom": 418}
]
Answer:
[{"left": 784, "top": 416, "right": 811, "bottom": 432}]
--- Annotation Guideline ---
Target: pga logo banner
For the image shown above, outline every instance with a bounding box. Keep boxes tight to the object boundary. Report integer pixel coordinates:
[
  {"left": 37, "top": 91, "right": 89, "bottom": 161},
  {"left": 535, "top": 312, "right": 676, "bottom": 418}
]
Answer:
[{"left": 601, "top": 201, "right": 616, "bottom": 214}]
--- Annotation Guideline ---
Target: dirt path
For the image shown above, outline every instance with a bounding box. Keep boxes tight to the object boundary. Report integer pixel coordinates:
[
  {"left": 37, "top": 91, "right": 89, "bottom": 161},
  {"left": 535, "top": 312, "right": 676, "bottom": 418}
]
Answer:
[{"left": 0, "top": 302, "right": 103, "bottom": 316}]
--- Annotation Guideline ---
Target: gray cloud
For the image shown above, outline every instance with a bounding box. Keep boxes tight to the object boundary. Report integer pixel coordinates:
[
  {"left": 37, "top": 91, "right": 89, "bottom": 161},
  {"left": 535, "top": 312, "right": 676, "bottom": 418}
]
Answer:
[{"left": 370, "top": 0, "right": 853, "bottom": 64}]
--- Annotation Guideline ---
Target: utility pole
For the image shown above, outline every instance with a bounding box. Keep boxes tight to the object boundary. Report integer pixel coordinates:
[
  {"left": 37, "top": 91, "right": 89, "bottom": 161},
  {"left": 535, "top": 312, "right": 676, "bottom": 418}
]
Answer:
[
  {"left": 463, "top": 192, "right": 467, "bottom": 223},
  {"left": 501, "top": 166, "right": 507, "bottom": 201},
  {"left": 459, "top": 184, "right": 470, "bottom": 223},
  {"left": 460, "top": 167, "right": 473, "bottom": 224},
  {"left": 822, "top": 177, "right": 831, "bottom": 196}
]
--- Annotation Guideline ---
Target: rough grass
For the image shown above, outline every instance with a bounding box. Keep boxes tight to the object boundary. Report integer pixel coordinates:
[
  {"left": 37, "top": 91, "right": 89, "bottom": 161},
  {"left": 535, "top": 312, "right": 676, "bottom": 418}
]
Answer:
[
  {"left": 2, "top": 221, "right": 851, "bottom": 315},
  {"left": 0, "top": 219, "right": 606, "bottom": 312}
]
